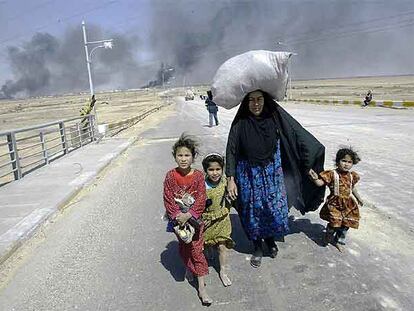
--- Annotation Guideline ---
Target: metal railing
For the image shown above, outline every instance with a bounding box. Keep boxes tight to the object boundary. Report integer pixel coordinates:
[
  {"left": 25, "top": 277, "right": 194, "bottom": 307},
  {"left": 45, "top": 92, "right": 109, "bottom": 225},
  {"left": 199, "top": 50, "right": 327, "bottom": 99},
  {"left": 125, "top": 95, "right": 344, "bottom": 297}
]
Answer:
[{"left": 0, "top": 114, "right": 95, "bottom": 186}]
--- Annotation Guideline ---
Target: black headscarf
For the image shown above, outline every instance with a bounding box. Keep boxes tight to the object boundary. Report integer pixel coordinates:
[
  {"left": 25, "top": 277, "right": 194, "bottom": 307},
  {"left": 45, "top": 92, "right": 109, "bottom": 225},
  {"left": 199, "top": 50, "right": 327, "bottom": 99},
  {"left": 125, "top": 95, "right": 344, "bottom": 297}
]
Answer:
[{"left": 232, "top": 91, "right": 279, "bottom": 166}]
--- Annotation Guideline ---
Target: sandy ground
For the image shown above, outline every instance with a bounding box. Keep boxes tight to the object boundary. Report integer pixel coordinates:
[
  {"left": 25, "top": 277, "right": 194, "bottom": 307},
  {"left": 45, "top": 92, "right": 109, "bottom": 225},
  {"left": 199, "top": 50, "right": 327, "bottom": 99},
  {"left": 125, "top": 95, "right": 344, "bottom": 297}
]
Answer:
[
  {"left": 291, "top": 75, "right": 414, "bottom": 101},
  {"left": 1, "top": 75, "right": 412, "bottom": 133}
]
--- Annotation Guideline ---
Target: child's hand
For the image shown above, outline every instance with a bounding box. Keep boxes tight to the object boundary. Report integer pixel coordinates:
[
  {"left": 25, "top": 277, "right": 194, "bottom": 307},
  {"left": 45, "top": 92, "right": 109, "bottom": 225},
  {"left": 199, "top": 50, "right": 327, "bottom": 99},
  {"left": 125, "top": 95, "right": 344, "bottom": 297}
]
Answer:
[
  {"left": 308, "top": 169, "right": 319, "bottom": 180},
  {"left": 176, "top": 212, "right": 192, "bottom": 226}
]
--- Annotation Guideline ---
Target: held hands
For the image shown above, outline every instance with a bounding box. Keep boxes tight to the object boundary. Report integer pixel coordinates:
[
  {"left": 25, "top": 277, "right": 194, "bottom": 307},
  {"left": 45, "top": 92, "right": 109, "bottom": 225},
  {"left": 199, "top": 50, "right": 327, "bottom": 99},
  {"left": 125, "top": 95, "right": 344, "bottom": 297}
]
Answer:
[
  {"left": 227, "top": 177, "right": 238, "bottom": 201},
  {"left": 308, "top": 169, "right": 319, "bottom": 180},
  {"left": 308, "top": 169, "right": 325, "bottom": 187},
  {"left": 176, "top": 212, "right": 192, "bottom": 226}
]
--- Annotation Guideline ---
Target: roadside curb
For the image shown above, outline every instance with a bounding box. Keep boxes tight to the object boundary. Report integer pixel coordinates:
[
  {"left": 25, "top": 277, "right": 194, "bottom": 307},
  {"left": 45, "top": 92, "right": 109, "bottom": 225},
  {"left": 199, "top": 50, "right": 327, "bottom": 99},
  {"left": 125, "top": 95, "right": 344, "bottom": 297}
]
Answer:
[{"left": 290, "top": 98, "right": 414, "bottom": 108}]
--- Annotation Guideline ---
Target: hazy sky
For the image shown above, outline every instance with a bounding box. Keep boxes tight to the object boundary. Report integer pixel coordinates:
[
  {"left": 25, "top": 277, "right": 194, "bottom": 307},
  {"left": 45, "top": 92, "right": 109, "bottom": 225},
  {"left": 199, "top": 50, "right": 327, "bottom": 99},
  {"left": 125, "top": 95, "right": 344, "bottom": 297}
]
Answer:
[{"left": 1, "top": 0, "right": 413, "bottom": 97}]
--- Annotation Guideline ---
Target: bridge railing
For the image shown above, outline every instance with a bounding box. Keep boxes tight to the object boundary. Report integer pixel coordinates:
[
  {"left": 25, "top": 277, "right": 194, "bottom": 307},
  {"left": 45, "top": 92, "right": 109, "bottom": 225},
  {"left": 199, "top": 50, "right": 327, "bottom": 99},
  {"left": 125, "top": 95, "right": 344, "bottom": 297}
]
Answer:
[{"left": 0, "top": 114, "right": 95, "bottom": 186}]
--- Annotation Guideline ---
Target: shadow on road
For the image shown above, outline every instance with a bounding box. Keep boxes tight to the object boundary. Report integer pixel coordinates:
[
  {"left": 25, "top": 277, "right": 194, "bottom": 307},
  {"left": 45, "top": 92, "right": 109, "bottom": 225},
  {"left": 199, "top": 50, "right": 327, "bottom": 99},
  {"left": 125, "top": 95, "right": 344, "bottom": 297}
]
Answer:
[
  {"left": 160, "top": 240, "right": 185, "bottom": 282},
  {"left": 287, "top": 216, "right": 326, "bottom": 247}
]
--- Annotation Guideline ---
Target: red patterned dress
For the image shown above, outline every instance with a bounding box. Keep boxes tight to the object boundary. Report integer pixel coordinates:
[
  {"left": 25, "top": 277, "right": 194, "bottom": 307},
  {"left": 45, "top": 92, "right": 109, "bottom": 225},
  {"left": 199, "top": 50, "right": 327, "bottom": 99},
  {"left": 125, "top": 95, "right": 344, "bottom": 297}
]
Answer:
[{"left": 163, "top": 168, "right": 208, "bottom": 276}]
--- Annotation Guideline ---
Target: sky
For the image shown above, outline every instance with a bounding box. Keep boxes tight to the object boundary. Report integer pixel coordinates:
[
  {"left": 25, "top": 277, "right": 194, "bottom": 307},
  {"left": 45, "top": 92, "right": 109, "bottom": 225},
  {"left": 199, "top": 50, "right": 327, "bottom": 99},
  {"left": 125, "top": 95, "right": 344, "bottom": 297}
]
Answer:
[{"left": 0, "top": 0, "right": 414, "bottom": 97}]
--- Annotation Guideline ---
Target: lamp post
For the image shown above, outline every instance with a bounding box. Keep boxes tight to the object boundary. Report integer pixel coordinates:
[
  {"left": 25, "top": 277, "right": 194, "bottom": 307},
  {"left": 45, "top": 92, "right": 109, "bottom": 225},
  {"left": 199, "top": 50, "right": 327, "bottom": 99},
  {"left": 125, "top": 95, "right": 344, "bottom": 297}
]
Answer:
[
  {"left": 277, "top": 42, "right": 297, "bottom": 100},
  {"left": 82, "top": 21, "right": 113, "bottom": 125}
]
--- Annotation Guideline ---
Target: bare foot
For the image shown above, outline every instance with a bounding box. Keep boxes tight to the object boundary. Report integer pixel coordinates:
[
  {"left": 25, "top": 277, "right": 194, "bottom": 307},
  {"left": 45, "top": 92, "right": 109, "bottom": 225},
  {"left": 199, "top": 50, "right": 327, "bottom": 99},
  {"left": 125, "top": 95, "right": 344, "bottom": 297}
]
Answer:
[
  {"left": 219, "top": 271, "right": 232, "bottom": 287},
  {"left": 185, "top": 269, "right": 194, "bottom": 282},
  {"left": 198, "top": 289, "right": 213, "bottom": 306}
]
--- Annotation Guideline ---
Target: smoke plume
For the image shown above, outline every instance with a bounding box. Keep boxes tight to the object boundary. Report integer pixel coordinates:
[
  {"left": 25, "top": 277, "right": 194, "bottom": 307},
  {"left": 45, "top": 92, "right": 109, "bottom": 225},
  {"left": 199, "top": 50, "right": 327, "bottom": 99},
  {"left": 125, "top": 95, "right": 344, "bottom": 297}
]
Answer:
[
  {"left": 1, "top": 0, "right": 413, "bottom": 97},
  {"left": 0, "top": 25, "right": 143, "bottom": 98}
]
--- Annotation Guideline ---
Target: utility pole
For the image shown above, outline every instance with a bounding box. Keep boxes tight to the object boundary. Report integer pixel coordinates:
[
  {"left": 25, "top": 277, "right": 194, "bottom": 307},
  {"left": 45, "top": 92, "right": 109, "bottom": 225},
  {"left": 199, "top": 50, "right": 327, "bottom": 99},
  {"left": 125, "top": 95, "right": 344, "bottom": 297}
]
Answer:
[
  {"left": 81, "top": 21, "right": 113, "bottom": 126},
  {"left": 82, "top": 21, "right": 94, "bottom": 97}
]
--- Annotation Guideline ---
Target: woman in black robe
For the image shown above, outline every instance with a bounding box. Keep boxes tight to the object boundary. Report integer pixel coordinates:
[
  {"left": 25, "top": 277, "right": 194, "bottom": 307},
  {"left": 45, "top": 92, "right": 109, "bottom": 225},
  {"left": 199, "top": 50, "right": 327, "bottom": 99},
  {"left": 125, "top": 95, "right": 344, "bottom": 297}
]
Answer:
[{"left": 226, "top": 90, "right": 325, "bottom": 268}]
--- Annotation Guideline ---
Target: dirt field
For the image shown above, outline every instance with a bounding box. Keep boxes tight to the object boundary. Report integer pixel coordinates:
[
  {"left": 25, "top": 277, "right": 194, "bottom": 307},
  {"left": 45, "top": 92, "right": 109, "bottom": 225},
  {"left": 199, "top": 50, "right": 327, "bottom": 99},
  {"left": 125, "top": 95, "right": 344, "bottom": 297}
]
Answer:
[
  {"left": 0, "top": 89, "right": 169, "bottom": 132},
  {"left": 0, "top": 75, "right": 412, "bottom": 133},
  {"left": 290, "top": 75, "right": 414, "bottom": 101}
]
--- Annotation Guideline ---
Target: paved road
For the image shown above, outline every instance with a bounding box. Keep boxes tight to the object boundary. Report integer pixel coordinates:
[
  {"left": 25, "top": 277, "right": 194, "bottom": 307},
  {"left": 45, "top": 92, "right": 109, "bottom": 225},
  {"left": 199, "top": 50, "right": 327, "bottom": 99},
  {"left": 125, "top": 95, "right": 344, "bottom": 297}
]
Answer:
[{"left": 0, "top": 98, "right": 412, "bottom": 311}]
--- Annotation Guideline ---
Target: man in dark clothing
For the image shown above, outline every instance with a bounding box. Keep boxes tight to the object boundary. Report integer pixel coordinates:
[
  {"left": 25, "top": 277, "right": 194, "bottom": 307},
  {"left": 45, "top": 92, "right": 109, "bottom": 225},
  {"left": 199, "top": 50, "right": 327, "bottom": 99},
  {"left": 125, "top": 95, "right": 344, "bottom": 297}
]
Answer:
[
  {"left": 205, "top": 90, "right": 219, "bottom": 127},
  {"left": 363, "top": 90, "right": 373, "bottom": 107}
]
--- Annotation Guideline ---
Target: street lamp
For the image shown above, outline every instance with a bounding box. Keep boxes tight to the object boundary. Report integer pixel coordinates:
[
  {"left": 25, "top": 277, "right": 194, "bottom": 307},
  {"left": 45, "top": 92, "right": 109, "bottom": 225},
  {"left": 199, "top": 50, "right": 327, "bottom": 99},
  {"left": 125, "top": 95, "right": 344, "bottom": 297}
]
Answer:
[
  {"left": 82, "top": 20, "right": 113, "bottom": 125},
  {"left": 276, "top": 42, "right": 297, "bottom": 100}
]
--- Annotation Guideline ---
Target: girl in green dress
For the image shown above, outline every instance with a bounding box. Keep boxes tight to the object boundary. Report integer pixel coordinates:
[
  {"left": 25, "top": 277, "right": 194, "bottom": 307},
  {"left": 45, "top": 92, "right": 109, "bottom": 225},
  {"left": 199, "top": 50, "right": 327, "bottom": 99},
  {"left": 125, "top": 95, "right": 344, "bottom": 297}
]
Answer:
[{"left": 202, "top": 153, "right": 235, "bottom": 287}]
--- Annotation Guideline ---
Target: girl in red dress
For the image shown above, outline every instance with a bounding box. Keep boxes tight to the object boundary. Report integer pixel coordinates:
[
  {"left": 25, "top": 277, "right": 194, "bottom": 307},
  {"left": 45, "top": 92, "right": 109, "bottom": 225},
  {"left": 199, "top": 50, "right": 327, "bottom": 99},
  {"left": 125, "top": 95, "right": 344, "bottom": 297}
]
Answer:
[{"left": 163, "top": 133, "right": 212, "bottom": 305}]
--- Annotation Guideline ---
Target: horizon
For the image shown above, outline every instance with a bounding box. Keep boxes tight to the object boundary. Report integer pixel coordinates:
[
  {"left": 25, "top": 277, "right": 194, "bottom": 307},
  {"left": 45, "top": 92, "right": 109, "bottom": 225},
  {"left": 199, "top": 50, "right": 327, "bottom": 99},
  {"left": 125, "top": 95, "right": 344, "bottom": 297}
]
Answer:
[{"left": 1, "top": 0, "right": 413, "bottom": 98}]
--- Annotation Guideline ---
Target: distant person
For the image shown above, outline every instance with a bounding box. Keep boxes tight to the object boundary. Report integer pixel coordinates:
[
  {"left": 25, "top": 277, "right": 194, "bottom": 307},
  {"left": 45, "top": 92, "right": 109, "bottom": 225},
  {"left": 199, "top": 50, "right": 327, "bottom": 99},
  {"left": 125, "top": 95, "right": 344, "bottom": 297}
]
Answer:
[
  {"left": 205, "top": 90, "right": 219, "bottom": 127},
  {"left": 201, "top": 153, "right": 234, "bottom": 287},
  {"left": 163, "top": 133, "right": 212, "bottom": 306},
  {"left": 308, "top": 147, "right": 364, "bottom": 252},
  {"left": 363, "top": 90, "right": 373, "bottom": 107}
]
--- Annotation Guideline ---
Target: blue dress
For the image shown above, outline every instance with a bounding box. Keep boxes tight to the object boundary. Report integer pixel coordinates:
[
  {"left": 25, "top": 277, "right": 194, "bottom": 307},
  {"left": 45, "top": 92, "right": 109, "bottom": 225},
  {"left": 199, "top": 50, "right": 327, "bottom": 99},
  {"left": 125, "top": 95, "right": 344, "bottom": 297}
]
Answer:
[{"left": 236, "top": 140, "right": 289, "bottom": 240}]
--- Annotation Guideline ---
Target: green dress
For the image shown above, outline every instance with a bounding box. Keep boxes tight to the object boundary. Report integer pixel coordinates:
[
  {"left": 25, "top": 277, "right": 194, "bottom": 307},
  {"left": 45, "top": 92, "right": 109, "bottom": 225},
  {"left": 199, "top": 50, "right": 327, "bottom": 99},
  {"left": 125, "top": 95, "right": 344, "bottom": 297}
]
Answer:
[{"left": 202, "top": 177, "right": 234, "bottom": 248}]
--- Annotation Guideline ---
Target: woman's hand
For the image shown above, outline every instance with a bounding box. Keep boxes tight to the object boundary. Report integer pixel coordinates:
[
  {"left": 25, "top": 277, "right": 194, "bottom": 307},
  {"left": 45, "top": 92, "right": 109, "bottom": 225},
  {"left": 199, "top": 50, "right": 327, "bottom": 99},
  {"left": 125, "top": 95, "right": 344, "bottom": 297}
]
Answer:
[
  {"left": 176, "top": 212, "right": 192, "bottom": 226},
  {"left": 227, "top": 176, "right": 238, "bottom": 201}
]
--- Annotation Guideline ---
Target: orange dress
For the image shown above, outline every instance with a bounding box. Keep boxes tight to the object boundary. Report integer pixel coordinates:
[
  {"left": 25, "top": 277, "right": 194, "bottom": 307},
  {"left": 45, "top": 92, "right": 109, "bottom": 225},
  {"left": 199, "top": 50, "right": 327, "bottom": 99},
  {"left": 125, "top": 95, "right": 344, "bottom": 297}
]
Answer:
[{"left": 319, "top": 170, "right": 361, "bottom": 229}]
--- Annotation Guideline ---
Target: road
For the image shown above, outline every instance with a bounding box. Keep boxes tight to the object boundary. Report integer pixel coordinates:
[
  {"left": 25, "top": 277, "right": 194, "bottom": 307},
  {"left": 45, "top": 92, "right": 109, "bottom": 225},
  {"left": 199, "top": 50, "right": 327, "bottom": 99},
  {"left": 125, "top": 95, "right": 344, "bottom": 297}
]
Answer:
[{"left": 0, "top": 98, "right": 413, "bottom": 311}]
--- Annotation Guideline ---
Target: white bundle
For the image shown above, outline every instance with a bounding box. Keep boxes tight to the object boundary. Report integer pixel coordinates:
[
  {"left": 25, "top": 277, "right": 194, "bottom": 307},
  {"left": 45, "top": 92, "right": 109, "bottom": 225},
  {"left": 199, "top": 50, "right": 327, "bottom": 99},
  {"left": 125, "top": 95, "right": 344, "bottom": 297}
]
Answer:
[{"left": 211, "top": 50, "right": 292, "bottom": 109}]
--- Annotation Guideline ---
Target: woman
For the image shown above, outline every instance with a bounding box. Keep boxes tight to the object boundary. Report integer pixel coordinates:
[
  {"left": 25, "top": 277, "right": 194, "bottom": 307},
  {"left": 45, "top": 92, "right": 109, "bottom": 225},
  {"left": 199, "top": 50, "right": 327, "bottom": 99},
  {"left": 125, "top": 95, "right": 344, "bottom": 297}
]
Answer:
[{"left": 226, "top": 90, "right": 325, "bottom": 268}]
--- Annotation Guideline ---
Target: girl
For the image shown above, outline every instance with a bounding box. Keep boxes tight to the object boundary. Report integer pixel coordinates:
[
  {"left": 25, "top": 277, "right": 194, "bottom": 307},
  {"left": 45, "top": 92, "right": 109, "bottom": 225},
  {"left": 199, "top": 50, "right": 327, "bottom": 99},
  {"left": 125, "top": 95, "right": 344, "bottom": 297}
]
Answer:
[
  {"left": 309, "top": 147, "right": 364, "bottom": 251},
  {"left": 163, "top": 133, "right": 212, "bottom": 305},
  {"left": 201, "top": 153, "right": 234, "bottom": 287}
]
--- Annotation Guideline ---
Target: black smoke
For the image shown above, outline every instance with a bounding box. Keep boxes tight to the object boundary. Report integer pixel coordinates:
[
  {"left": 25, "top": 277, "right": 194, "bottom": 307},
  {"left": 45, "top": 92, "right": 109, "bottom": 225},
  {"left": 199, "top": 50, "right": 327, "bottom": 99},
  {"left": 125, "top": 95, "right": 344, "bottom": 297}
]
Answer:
[
  {"left": 1, "top": 0, "right": 414, "bottom": 97},
  {"left": 1, "top": 33, "right": 58, "bottom": 98},
  {"left": 147, "top": 0, "right": 414, "bottom": 84},
  {"left": 0, "top": 25, "right": 144, "bottom": 98}
]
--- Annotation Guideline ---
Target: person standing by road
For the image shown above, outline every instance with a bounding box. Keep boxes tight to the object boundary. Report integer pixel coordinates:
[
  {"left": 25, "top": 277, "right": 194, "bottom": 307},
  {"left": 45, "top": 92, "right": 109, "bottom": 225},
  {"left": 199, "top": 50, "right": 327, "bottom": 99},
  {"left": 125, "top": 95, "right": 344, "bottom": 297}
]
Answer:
[
  {"left": 163, "top": 133, "right": 212, "bottom": 305},
  {"left": 226, "top": 90, "right": 325, "bottom": 268},
  {"left": 205, "top": 90, "right": 219, "bottom": 127},
  {"left": 363, "top": 90, "right": 373, "bottom": 107}
]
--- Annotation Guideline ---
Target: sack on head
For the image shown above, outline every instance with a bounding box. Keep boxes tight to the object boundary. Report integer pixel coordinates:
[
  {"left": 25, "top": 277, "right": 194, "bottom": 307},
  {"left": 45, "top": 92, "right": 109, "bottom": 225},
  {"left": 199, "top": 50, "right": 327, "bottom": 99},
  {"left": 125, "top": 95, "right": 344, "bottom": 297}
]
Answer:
[{"left": 211, "top": 50, "right": 292, "bottom": 109}]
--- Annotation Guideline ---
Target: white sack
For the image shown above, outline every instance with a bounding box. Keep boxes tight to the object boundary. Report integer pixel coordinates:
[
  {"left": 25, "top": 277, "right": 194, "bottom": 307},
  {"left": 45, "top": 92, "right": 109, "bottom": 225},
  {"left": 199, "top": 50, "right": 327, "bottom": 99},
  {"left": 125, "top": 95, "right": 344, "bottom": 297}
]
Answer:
[{"left": 211, "top": 50, "right": 292, "bottom": 109}]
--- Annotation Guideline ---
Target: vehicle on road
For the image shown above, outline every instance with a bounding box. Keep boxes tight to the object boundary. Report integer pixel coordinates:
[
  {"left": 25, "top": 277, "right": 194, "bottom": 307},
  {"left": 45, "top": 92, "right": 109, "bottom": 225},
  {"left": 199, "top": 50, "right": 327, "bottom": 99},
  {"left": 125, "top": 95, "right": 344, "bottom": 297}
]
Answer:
[{"left": 185, "top": 89, "right": 195, "bottom": 101}]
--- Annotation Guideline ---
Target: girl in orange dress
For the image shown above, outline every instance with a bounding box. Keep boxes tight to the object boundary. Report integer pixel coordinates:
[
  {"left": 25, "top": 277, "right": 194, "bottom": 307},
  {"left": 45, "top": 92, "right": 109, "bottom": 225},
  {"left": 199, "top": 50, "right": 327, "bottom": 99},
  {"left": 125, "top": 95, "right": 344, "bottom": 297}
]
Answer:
[{"left": 309, "top": 147, "right": 364, "bottom": 250}]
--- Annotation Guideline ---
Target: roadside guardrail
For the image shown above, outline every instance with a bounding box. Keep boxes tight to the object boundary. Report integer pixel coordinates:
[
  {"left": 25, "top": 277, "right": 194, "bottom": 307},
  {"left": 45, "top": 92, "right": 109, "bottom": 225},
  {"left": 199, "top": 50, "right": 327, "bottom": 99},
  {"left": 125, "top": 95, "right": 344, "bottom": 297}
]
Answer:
[{"left": 0, "top": 114, "right": 95, "bottom": 186}]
